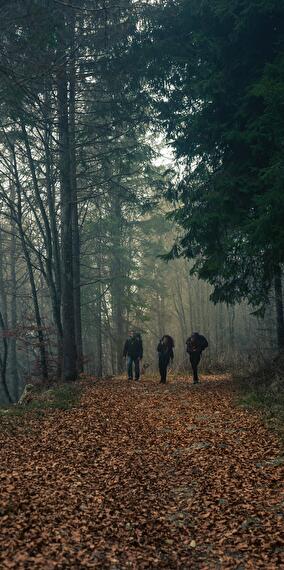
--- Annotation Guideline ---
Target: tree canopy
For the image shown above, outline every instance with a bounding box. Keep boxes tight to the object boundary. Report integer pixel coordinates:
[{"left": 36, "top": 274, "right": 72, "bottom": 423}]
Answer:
[
  {"left": 130, "top": 0, "right": 284, "bottom": 323},
  {"left": 0, "top": 0, "right": 283, "bottom": 401}
]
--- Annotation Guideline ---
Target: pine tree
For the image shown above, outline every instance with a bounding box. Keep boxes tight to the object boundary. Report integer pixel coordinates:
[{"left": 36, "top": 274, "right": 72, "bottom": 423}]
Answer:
[{"left": 130, "top": 0, "right": 284, "bottom": 347}]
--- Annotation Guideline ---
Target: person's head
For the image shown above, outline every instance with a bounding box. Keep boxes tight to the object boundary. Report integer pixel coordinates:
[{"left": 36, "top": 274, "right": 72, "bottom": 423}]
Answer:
[
  {"left": 128, "top": 330, "right": 135, "bottom": 338},
  {"left": 162, "top": 334, "right": 174, "bottom": 348},
  {"left": 190, "top": 332, "right": 199, "bottom": 343}
]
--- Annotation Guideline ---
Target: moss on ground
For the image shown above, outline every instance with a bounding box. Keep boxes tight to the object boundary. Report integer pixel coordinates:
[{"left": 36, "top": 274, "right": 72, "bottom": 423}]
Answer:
[
  {"left": 0, "top": 382, "right": 82, "bottom": 418},
  {"left": 237, "top": 371, "right": 284, "bottom": 442}
]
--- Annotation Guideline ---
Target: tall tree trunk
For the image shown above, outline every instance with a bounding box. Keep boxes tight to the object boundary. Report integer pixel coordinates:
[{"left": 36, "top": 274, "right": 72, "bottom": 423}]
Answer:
[
  {"left": 96, "top": 216, "right": 103, "bottom": 379},
  {"left": 103, "top": 302, "right": 116, "bottom": 375},
  {"left": 218, "top": 303, "right": 224, "bottom": 353},
  {"left": 9, "top": 182, "right": 20, "bottom": 399},
  {"left": 21, "top": 117, "right": 64, "bottom": 378},
  {"left": 12, "top": 147, "right": 49, "bottom": 382},
  {"left": 20, "top": 233, "right": 49, "bottom": 382},
  {"left": 57, "top": 54, "right": 77, "bottom": 382},
  {"left": 44, "top": 84, "right": 63, "bottom": 377},
  {"left": 110, "top": 189, "right": 124, "bottom": 373},
  {"left": 0, "top": 233, "right": 11, "bottom": 402},
  {"left": 69, "top": 11, "right": 83, "bottom": 374},
  {"left": 173, "top": 272, "right": 187, "bottom": 343},
  {"left": 228, "top": 305, "right": 235, "bottom": 352},
  {"left": 0, "top": 231, "right": 8, "bottom": 325},
  {"left": 96, "top": 279, "right": 103, "bottom": 379},
  {"left": 0, "top": 310, "right": 12, "bottom": 403},
  {"left": 186, "top": 275, "right": 193, "bottom": 336},
  {"left": 274, "top": 264, "right": 284, "bottom": 351}
]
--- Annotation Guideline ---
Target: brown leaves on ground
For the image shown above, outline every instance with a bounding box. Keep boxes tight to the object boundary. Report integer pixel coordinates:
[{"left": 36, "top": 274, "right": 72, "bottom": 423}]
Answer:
[{"left": 0, "top": 374, "right": 283, "bottom": 569}]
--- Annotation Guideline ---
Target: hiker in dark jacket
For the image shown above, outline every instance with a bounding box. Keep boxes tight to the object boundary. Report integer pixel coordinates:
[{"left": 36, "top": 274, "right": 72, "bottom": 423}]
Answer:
[
  {"left": 123, "top": 331, "right": 143, "bottom": 381},
  {"left": 157, "top": 335, "right": 174, "bottom": 384},
  {"left": 186, "top": 332, "right": 208, "bottom": 384}
]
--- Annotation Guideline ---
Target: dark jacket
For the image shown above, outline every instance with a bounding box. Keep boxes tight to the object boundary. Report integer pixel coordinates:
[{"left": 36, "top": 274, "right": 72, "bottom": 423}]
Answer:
[
  {"left": 123, "top": 336, "right": 143, "bottom": 359},
  {"left": 157, "top": 337, "right": 174, "bottom": 362},
  {"left": 186, "top": 333, "right": 208, "bottom": 355}
]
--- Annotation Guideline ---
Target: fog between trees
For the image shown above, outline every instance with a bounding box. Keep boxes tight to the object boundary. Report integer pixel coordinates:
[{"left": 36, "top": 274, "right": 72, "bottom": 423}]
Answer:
[
  {"left": 0, "top": 200, "right": 277, "bottom": 404},
  {"left": 0, "top": 0, "right": 283, "bottom": 403}
]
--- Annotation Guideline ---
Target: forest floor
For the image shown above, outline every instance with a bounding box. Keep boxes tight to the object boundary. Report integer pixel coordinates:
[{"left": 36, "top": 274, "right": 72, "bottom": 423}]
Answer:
[{"left": 0, "top": 374, "right": 283, "bottom": 569}]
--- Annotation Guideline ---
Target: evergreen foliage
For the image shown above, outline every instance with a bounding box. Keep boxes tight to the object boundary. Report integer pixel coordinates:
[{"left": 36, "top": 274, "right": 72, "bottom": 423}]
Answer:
[{"left": 133, "top": 0, "right": 284, "bottom": 316}]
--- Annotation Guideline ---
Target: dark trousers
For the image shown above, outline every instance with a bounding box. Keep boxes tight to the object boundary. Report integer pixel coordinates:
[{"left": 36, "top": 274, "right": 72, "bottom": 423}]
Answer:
[
  {"left": 190, "top": 352, "right": 201, "bottom": 383},
  {"left": 159, "top": 356, "right": 170, "bottom": 383},
  {"left": 127, "top": 356, "right": 140, "bottom": 380}
]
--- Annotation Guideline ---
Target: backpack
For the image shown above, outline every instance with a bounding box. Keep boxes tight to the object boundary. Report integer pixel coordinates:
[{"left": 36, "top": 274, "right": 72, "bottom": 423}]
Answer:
[
  {"left": 162, "top": 335, "right": 174, "bottom": 350},
  {"left": 186, "top": 333, "right": 208, "bottom": 353}
]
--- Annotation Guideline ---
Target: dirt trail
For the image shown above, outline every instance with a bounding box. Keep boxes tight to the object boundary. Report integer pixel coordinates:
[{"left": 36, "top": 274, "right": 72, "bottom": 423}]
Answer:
[{"left": 0, "top": 375, "right": 283, "bottom": 569}]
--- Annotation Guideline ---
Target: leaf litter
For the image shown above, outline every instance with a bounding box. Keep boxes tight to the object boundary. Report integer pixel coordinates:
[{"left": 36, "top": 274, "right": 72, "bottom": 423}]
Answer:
[{"left": 0, "top": 374, "right": 283, "bottom": 568}]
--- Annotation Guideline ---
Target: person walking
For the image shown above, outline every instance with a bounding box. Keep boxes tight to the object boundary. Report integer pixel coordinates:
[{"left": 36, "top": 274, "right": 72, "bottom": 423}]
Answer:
[
  {"left": 157, "top": 335, "right": 174, "bottom": 384},
  {"left": 186, "top": 332, "right": 208, "bottom": 384},
  {"left": 123, "top": 331, "right": 143, "bottom": 381}
]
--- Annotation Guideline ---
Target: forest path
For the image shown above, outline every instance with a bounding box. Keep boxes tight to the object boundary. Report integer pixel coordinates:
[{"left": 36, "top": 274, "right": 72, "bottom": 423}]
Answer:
[{"left": 0, "top": 374, "right": 283, "bottom": 569}]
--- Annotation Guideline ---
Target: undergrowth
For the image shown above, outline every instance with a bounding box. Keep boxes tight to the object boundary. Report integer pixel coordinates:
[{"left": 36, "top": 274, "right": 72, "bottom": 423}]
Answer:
[
  {"left": 236, "top": 354, "right": 284, "bottom": 441},
  {"left": 0, "top": 382, "right": 82, "bottom": 418}
]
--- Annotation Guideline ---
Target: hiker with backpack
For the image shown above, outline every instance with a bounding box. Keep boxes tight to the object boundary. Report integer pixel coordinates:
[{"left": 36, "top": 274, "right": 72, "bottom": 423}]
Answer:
[
  {"left": 123, "top": 331, "right": 143, "bottom": 381},
  {"left": 157, "top": 335, "right": 174, "bottom": 384},
  {"left": 186, "top": 332, "right": 208, "bottom": 384}
]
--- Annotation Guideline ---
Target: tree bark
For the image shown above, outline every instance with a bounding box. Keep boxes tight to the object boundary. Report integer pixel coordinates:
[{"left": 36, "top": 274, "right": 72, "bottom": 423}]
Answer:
[
  {"left": 0, "top": 232, "right": 8, "bottom": 327},
  {"left": 21, "top": 118, "right": 63, "bottom": 379},
  {"left": 9, "top": 182, "right": 20, "bottom": 399},
  {"left": 95, "top": 215, "right": 103, "bottom": 379},
  {"left": 69, "top": 10, "right": 83, "bottom": 374},
  {"left": 43, "top": 84, "right": 63, "bottom": 377},
  {"left": 12, "top": 147, "right": 49, "bottom": 382},
  {"left": 96, "top": 279, "right": 103, "bottom": 379},
  {"left": 57, "top": 58, "right": 77, "bottom": 381},
  {"left": 110, "top": 188, "right": 125, "bottom": 373},
  {"left": 0, "top": 233, "right": 12, "bottom": 402},
  {"left": 0, "top": 310, "right": 12, "bottom": 403}
]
